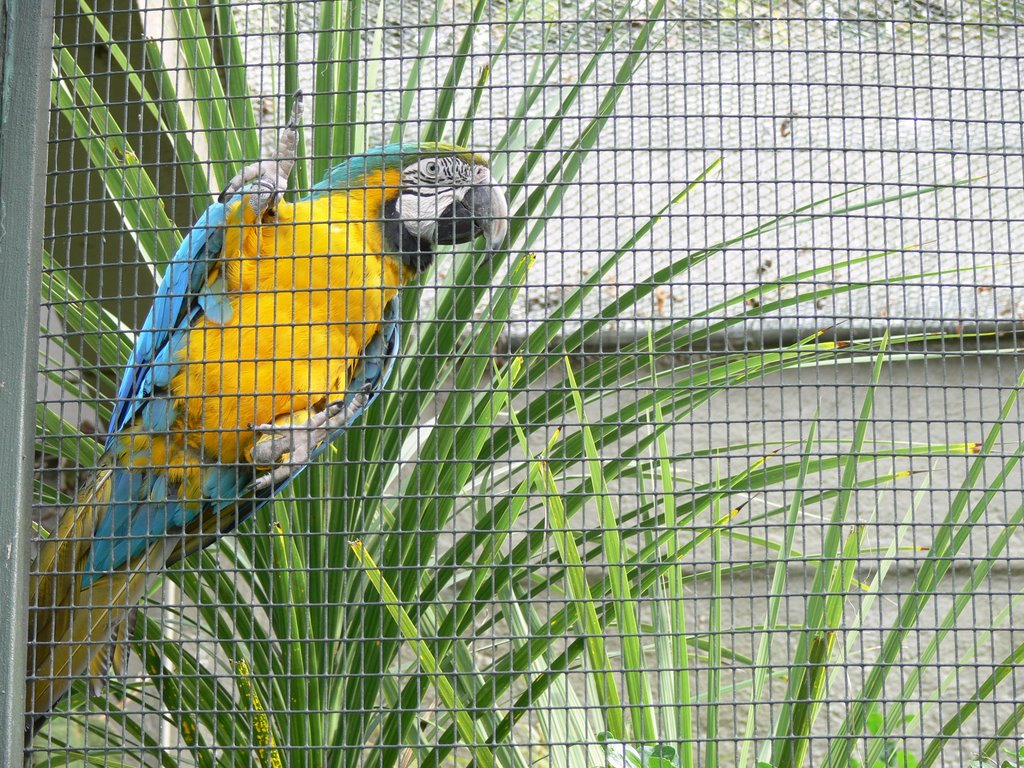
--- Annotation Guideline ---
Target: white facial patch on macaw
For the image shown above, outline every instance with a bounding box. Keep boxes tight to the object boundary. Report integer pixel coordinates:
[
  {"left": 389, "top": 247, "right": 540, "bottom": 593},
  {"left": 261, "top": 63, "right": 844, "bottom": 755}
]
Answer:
[
  {"left": 398, "top": 157, "right": 478, "bottom": 242},
  {"left": 397, "top": 188, "right": 458, "bottom": 241}
]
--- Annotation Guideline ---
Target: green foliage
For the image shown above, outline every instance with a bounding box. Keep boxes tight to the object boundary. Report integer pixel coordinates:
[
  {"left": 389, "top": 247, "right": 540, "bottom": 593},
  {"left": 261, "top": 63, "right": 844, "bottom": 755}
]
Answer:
[
  {"left": 599, "top": 732, "right": 682, "bottom": 768},
  {"left": 36, "top": 1, "right": 1024, "bottom": 767}
]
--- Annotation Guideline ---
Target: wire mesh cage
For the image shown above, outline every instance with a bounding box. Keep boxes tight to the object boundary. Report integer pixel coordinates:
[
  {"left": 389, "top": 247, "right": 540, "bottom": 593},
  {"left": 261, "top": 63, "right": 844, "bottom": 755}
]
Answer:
[{"left": 24, "top": 1, "right": 1024, "bottom": 767}]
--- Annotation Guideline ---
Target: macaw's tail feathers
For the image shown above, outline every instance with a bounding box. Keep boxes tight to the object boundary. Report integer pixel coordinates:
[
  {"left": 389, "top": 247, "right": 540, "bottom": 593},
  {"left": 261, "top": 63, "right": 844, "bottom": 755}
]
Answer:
[
  {"left": 26, "top": 465, "right": 169, "bottom": 737},
  {"left": 87, "top": 607, "right": 140, "bottom": 695},
  {"left": 28, "top": 467, "right": 114, "bottom": 694}
]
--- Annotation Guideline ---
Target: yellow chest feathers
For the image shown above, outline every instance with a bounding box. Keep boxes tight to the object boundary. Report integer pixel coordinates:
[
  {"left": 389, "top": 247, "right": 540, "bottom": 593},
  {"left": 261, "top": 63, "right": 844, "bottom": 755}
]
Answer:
[{"left": 171, "top": 176, "right": 409, "bottom": 462}]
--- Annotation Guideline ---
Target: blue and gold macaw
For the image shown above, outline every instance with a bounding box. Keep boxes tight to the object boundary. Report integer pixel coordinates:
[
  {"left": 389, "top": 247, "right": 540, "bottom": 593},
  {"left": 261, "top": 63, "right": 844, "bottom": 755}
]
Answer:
[{"left": 27, "top": 99, "right": 508, "bottom": 733}]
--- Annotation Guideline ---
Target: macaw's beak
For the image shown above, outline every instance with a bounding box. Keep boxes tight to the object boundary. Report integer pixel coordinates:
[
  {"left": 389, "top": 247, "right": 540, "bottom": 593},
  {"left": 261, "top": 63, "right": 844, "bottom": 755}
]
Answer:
[
  {"left": 432, "top": 169, "right": 507, "bottom": 253},
  {"left": 433, "top": 168, "right": 509, "bottom": 252},
  {"left": 465, "top": 170, "right": 509, "bottom": 254}
]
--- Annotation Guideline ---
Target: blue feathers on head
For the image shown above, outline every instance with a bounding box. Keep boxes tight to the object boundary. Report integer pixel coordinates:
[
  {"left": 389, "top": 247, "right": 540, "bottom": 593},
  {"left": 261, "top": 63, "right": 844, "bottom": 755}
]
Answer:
[{"left": 308, "top": 142, "right": 485, "bottom": 197}]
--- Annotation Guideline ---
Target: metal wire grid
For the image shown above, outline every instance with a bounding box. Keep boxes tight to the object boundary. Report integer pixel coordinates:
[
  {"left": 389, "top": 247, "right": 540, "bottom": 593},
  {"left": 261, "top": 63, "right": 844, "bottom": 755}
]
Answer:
[{"left": 30, "top": 1, "right": 1024, "bottom": 767}]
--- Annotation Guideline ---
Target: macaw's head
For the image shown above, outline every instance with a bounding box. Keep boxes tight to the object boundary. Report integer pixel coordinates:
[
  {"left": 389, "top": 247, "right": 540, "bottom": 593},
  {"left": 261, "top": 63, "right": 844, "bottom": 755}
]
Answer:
[{"left": 315, "top": 142, "right": 509, "bottom": 273}]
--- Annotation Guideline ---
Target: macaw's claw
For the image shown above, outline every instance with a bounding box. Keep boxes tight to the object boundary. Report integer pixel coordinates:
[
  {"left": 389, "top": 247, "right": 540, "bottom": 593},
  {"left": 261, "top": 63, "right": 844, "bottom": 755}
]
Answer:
[
  {"left": 219, "top": 90, "right": 304, "bottom": 214},
  {"left": 250, "top": 382, "right": 376, "bottom": 491},
  {"left": 220, "top": 165, "right": 286, "bottom": 216}
]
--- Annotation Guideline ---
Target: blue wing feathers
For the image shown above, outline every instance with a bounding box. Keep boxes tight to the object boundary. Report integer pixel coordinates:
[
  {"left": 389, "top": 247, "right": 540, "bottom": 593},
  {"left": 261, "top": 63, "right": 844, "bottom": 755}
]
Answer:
[
  {"left": 84, "top": 466, "right": 166, "bottom": 585},
  {"left": 90, "top": 196, "right": 242, "bottom": 580},
  {"left": 107, "top": 200, "right": 235, "bottom": 442},
  {"left": 198, "top": 270, "right": 233, "bottom": 324}
]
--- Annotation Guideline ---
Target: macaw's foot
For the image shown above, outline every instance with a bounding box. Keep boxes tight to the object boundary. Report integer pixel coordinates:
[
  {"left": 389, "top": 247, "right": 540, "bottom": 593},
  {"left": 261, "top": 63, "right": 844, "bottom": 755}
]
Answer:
[
  {"left": 249, "top": 382, "right": 376, "bottom": 491},
  {"left": 219, "top": 90, "right": 304, "bottom": 215}
]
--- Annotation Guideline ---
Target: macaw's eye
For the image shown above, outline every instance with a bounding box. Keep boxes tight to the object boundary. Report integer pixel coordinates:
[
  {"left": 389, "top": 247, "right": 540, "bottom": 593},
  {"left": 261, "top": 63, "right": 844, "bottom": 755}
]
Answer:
[{"left": 423, "top": 160, "right": 438, "bottom": 177}]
